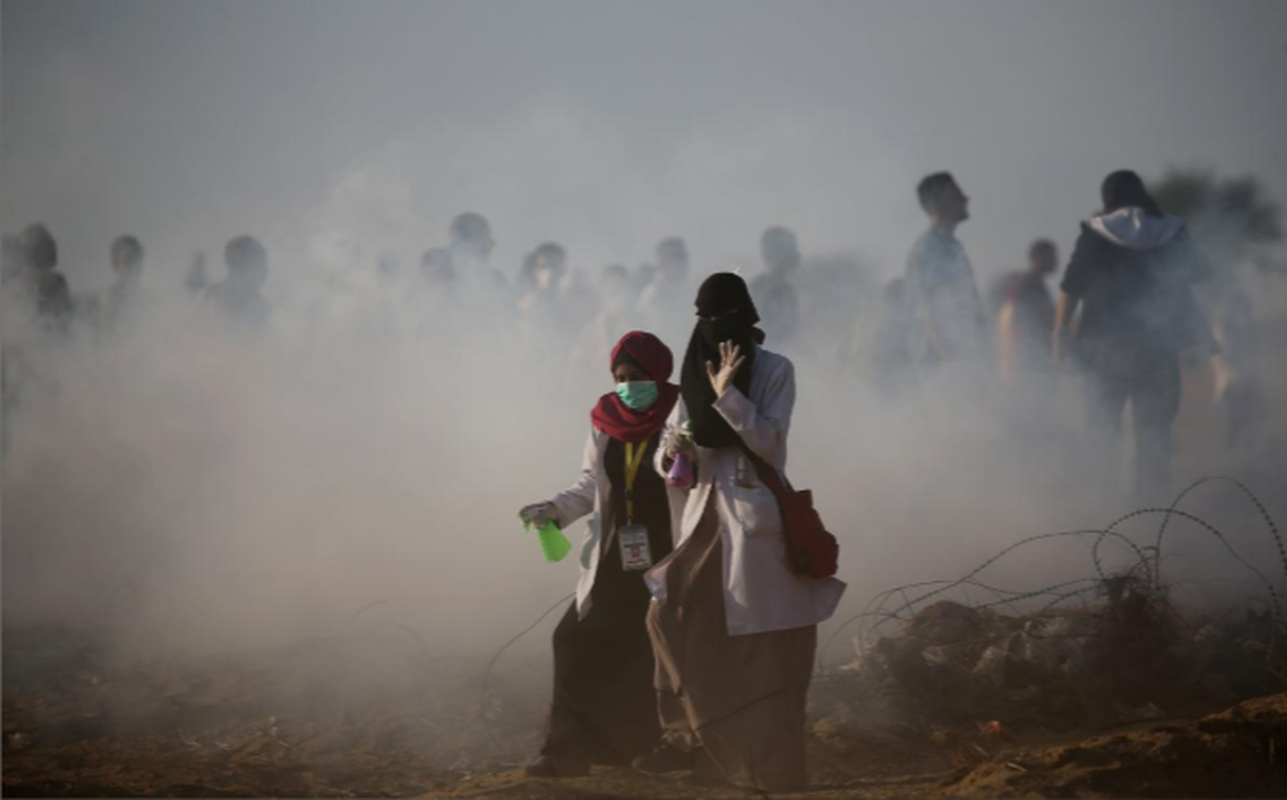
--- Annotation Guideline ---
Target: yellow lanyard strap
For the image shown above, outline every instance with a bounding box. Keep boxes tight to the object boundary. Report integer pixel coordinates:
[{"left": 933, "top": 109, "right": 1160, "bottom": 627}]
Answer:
[{"left": 623, "top": 440, "right": 648, "bottom": 525}]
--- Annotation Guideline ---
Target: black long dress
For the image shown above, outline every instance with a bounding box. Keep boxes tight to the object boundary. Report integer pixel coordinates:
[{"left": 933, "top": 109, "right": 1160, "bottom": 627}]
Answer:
[{"left": 540, "top": 431, "right": 674, "bottom": 770}]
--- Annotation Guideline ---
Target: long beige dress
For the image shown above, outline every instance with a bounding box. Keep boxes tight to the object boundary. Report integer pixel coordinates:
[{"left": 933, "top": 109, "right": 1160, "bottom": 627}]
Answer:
[{"left": 645, "top": 495, "right": 816, "bottom": 792}]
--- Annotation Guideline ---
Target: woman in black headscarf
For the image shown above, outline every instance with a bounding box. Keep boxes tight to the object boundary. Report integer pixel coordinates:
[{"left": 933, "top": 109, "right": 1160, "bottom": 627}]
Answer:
[{"left": 634, "top": 273, "right": 845, "bottom": 792}]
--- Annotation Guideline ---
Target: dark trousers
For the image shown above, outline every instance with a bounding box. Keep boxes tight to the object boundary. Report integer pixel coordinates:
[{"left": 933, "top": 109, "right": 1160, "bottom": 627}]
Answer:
[{"left": 1085, "top": 350, "right": 1181, "bottom": 502}]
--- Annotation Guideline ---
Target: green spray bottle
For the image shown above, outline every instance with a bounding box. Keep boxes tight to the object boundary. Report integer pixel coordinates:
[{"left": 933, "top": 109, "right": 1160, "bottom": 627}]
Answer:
[{"left": 525, "top": 518, "right": 572, "bottom": 563}]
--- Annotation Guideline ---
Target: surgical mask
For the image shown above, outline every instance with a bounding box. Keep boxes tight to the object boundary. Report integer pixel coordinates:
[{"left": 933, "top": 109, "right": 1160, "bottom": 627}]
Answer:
[{"left": 615, "top": 380, "right": 659, "bottom": 411}]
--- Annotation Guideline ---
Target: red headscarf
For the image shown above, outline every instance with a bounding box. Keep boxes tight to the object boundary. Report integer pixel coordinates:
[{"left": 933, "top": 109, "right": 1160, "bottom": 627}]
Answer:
[{"left": 590, "top": 331, "right": 680, "bottom": 443}]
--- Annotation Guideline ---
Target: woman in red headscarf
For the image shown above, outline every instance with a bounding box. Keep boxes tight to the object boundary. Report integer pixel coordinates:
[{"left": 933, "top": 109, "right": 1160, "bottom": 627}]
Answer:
[{"left": 516, "top": 330, "right": 685, "bottom": 778}]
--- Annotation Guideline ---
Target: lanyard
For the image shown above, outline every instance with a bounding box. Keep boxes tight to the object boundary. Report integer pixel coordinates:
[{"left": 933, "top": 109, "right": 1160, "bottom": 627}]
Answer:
[{"left": 623, "top": 440, "right": 648, "bottom": 525}]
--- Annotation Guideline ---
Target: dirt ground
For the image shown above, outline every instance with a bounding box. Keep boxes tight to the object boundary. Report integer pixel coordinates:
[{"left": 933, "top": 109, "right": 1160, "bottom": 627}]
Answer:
[{"left": 4, "top": 624, "right": 1286, "bottom": 798}]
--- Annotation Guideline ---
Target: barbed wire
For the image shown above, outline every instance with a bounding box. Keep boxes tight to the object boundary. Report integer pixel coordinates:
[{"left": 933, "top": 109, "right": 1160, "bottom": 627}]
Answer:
[{"left": 820, "top": 477, "right": 1284, "bottom": 674}]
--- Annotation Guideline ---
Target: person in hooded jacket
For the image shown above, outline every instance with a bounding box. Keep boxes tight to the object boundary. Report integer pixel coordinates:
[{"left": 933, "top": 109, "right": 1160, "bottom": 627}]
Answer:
[
  {"left": 1054, "top": 170, "right": 1214, "bottom": 500},
  {"left": 517, "top": 331, "right": 686, "bottom": 778},
  {"left": 633, "top": 273, "right": 845, "bottom": 792}
]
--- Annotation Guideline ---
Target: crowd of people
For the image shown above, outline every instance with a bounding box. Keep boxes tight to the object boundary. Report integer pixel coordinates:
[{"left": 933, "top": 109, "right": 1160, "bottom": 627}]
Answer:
[
  {"left": 504, "top": 168, "right": 1245, "bottom": 790},
  {"left": 1, "top": 167, "right": 1265, "bottom": 791}
]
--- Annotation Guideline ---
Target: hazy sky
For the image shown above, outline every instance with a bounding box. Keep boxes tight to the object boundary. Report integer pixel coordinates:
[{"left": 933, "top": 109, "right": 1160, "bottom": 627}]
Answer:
[{"left": 4, "top": 0, "right": 1286, "bottom": 291}]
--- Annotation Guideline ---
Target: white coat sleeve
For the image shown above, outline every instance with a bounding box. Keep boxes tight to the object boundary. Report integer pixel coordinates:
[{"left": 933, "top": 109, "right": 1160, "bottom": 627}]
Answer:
[
  {"left": 711, "top": 357, "right": 795, "bottom": 465},
  {"left": 550, "top": 429, "right": 600, "bottom": 527}
]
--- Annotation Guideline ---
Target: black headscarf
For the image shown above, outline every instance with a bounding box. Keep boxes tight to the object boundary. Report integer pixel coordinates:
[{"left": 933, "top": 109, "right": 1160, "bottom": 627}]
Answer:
[
  {"left": 1101, "top": 170, "right": 1163, "bottom": 217},
  {"left": 681, "top": 273, "right": 766, "bottom": 448}
]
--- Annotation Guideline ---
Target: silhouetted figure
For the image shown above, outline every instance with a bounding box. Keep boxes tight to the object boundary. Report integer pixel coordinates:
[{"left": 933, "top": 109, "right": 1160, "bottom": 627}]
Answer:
[
  {"left": 102, "top": 235, "right": 153, "bottom": 333},
  {"left": 517, "top": 241, "right": 574, "bottom": 348},
  {"left": 748, "top": 227, "right": 801, "bottom": 348},
  {"left": 4, "top": 225, "right": 71, "bottom": 452},
  {"left": 905, "top": 173, "right": 987, "bottom": 368},
  {"left": 638, "top": 237, "right": 689, "bottom": 307},
  {"left": 518, "top": 242, "right": 568, "bottom": 296},
  {"left": 449, "top": 212, "right": 509, "bottom": 296},
  {"left": 655, "top": 238, "right": 689, "bottom": 287},
  {"left": 185, "top": 252, "right": 210, "bottom": 297},
  {"left": 405, "top": 248, "right": 457, "bottom": 335},
  {"left": 574, "top": 264, "right": 644, "bottom": 369},
  {"left": 18, "top": 223, "right": 73, "bottom": 335},
  {"left": 638, "top": 237, "right": 691, "bottom": 342},
  {"left": 996, "top": 239, "right": 1058, "bottom": 385},
  {"left": 1054, "top": 170, "right": 1214, "bottom": 500},
  {"left": 795, "top": 252, "right": 876, "bottom": 364},
  {"left": 600, "top": 264, "right": 635, "bottom": 317},
  {"left": 204, "top": 235, "right": 271, "bottom": 328}
]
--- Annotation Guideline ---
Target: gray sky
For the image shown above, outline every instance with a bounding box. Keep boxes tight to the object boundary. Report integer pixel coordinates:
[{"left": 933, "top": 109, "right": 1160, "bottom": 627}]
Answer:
[{"left": 4, "top": 0, "right": 1286, "bottom": 291}]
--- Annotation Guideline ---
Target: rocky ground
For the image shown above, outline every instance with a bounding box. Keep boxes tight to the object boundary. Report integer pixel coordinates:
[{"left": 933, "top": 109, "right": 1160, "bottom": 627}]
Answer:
[{"left": 5, "top": 597, "right": 1286, "bottom": 798}]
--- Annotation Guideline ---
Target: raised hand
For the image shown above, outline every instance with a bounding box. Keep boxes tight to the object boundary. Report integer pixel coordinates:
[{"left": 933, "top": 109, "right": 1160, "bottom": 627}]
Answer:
[{"left": 706, "top": 340, "right": 746, "bottom": 398}]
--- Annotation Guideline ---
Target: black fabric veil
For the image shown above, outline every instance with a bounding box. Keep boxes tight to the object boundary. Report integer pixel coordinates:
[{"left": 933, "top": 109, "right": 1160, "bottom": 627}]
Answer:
[{"left": 680, "top": 273, "right": 765, "bottom": 448}]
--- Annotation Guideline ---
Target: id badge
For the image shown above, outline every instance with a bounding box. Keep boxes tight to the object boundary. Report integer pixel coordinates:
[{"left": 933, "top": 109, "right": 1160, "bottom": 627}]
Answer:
[{"left": 618, "top": 524, "right": 653, "bottom": 571}]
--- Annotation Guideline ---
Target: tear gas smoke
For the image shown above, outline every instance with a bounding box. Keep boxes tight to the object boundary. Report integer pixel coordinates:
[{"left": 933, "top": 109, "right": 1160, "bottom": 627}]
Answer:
[{"left": 4, "top": 130, "right": 1284, "bottom": 690}]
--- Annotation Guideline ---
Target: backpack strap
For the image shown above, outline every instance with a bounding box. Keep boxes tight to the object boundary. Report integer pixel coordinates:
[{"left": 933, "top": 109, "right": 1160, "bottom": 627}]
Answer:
[{"left": 736, "top": 439, "right": 795, "bottom": 496}]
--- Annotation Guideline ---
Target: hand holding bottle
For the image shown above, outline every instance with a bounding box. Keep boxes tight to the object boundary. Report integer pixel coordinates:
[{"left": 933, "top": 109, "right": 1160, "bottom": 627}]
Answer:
[
  {"left": 662, "top": 422, "right": 696, "bottom": 461},
  {"left": 518, "top": 501, "right": 559, "bottom": 528},
  {"left": 517, "top": 502, "right": 571, "bottom": 562},
  {"left": 665, "top": 421, "right": 696, "bottom": 489}
]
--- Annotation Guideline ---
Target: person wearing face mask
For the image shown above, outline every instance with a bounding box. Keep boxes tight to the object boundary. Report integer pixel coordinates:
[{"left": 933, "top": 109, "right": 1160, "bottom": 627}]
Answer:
[
  {"left": 517, "top": 330, "right": 686, "bottom": 778},
  {"left": 633, "top": 273, "right": 845, "bottom": 792}
]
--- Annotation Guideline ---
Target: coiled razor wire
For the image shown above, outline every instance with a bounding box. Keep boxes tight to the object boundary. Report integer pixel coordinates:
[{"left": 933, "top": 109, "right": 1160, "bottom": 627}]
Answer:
[
  {"left": 1150, "top": 476, "right": 1286, "bottom": 594},
  {"left": 477, "top": 477, "right": 1284, "bottom": 757},
  {"left": 821, "top": 477, "right": 1285, "bottom": 673}
]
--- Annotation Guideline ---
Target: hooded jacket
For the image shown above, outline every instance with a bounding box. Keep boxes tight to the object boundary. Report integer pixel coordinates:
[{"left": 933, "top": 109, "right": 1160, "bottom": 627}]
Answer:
[{"left": 1060, "top": 207, "right": 1214, "bottom": 360}]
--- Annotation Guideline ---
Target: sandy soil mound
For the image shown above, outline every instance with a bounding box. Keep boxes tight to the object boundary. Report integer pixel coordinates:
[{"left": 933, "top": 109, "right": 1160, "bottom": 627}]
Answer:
[{"left": 947, "top": 692, "right": 1287, "bottom": 798}]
